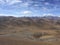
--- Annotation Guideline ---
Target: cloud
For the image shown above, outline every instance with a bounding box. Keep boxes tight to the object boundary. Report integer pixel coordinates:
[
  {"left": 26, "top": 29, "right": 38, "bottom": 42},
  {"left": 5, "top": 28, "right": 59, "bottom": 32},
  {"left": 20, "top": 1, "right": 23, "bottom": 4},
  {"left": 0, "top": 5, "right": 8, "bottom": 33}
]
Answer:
[
  {"left": 23, "top": 2, "right": 29, "bottom": 6},
  {"left": 20, "top": 2, "right": 30, "bottom": 7},
  {"left": 21, "top": 10, "right": 32, "bottom": 15},
  {"left": 42, "top": 13, "right": 54, "bottom": 16},
  {"left": 0, "top": 0, "right": 22, "bottom": 5},
  {"left": 42, "top": 7, "right": 49, "bottom": 11},
  {"left": 0, "top": 0, "right": 5, "bottom": 4},
  {"left": 8, "top": 0, "right": 22, "bottom": 5},
  {"left": 44, "top": 2, "right": 50, "bottom": 5}
]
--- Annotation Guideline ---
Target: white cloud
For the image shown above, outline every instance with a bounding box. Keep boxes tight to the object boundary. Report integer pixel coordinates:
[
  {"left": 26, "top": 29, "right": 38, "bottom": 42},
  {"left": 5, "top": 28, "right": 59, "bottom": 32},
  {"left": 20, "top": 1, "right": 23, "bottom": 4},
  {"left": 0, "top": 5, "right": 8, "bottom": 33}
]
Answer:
[
  {"left": 42, "top": 7, "right": 48, "bottom": 11},
  {"left": 42, "top": 13, "right": 54, "bottom": 16},
  {"left": 6, "top": 0, "right": 10, "bottom": 3},
  {"left": 44, "top": 2, "right": 50, "bottom": 5},
  {"left": 0, "top": 0, "right": 5, "bottom": 4},
  {"left": 0, "top": 0, "right": 22, "bottom": 5},
  {"left": 8, "top": 0, "right": 22, "bottom": 5},
  {"left": 23, "top": 2, "right": 29, "bottom": 6},
  {"left": 42, "top": 13, "right": 60, "bottom": 17},
  {"left": 21, "top": 11, "right": 32, "bottom": 15},
  {"left": 20, "top": 2, "right": 30, "bottom": 7},
  {"left": 0, "top": 0, "right": 31, "bottom": 7}
]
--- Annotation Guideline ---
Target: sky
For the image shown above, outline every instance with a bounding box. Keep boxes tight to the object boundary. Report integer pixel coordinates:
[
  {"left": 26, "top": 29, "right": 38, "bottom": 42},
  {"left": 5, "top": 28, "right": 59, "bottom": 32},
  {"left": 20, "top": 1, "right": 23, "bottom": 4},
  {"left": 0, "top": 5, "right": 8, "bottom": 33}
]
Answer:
[{"left": 0, "top": 0, "right": 60, "bottom": 17}]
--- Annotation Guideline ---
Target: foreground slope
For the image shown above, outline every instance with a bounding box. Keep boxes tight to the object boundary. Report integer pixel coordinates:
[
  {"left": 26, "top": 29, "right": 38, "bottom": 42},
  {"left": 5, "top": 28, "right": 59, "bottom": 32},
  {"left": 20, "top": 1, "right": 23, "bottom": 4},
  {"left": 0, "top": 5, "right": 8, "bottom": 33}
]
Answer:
[{"left": 0, "top": 16, "right": 60, "bottom": 45}]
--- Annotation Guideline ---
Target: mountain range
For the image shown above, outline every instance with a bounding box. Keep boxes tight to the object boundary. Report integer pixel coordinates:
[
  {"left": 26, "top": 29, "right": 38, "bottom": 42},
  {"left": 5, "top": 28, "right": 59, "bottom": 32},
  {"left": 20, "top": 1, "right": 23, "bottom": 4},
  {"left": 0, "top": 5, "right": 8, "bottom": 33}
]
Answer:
[
  {"left": 0, "top": 16, "right": 60, "bottom": 30},
  {"left": 0, "top": 16, "right": 60, "bottom": 45}
]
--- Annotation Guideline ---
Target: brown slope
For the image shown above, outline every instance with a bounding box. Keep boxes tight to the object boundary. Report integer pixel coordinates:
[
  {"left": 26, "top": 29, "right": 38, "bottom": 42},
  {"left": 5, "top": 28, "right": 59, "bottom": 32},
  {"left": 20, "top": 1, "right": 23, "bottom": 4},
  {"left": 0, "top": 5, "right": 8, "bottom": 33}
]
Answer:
[
  {"left": 0, "top": 16, "right": 60, "bottom": 30},
  {"left": 0, "top": 36, "right": 60, "bottom": 45}
]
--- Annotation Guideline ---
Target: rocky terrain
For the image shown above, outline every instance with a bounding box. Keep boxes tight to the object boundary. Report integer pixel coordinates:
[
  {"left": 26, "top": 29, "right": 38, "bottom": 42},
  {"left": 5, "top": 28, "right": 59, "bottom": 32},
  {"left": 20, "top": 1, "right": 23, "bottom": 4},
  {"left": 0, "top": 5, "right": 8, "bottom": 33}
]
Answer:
[{"left": 0, "top": 16, "right": 60, "bottom": 45}]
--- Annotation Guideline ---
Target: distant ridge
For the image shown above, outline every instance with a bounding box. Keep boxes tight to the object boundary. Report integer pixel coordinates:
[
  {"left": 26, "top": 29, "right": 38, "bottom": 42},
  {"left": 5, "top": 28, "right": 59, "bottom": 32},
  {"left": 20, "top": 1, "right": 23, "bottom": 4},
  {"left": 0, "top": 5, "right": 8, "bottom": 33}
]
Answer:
[{"left": 0, "top": 16, "right": 60, "bottom": 30}]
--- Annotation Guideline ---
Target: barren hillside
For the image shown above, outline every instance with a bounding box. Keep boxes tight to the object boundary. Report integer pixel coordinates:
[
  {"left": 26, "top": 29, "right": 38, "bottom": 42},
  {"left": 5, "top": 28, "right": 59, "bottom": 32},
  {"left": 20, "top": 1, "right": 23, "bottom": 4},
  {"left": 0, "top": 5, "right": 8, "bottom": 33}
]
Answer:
[{"left": 0, "top": 16, "right": 60, "bottom": 45}]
